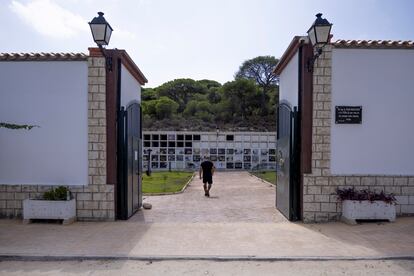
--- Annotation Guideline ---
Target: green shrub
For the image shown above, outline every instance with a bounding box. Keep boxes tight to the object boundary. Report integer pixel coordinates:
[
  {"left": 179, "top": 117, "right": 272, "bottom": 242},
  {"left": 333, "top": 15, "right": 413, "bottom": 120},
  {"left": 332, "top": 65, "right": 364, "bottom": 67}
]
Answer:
[{"left": 43, "top": 186, "right": 71, "bottom": 200}]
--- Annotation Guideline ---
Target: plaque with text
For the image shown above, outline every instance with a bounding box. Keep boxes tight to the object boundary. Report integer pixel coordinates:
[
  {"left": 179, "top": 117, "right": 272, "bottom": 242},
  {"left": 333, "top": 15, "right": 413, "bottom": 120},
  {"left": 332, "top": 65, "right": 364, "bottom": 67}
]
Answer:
[{"left": 335, "top": 106, "right": 362, "bottom": 124}]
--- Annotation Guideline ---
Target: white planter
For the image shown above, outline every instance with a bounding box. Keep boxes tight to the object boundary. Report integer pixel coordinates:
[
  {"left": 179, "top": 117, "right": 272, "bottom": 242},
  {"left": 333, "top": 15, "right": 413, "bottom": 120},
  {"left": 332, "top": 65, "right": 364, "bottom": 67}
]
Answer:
[
  {"left": 23, "top": 198, "right": 76, "bottom": 225},
  {"left": 341, "top": 200, "right": 396, "bottom": 224}
]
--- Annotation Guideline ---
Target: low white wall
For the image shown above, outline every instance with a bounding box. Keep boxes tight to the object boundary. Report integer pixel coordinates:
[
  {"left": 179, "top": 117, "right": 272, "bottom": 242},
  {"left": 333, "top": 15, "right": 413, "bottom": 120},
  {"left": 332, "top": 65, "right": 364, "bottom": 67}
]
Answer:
[
  {"left": 121, "top": 64, "right": 141, "bottom": 107},
  {"left": 0, "top": 61, "right": 88, "bottom": 185},
  {"left": 331, "top": 49, "right": 414, "bottom": 175},
  {"left": 279, "top": 52, "right": 299, "bottom": 107}
]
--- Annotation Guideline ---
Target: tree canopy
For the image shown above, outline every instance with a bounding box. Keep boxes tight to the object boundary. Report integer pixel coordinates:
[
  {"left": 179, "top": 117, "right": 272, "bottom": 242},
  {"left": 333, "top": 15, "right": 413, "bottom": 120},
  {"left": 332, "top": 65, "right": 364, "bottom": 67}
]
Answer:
[
  {"left": 141, "top": 56, "right": 280, "bottom": 131},
  {"left": 156, "top": 79, "right": 206, "bottom": 113},
  {"left": 235, "top": 55, "right": 279, "bottom": 89},
  {"left": 235, "top": 56, "right": 279, "bottom": 115}
]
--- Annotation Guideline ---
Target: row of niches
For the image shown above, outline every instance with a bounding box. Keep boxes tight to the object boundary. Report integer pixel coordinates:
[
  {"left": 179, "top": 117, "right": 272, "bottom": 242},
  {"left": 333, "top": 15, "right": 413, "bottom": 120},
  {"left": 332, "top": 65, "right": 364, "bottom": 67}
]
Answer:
[
  {"left": 144, "top": 155, "right": 277, "bottom": 162},
  {"left": 144, "top": 161, "right": 277, "bottom": 170},
  {"left": 143, "top": 141, "right": 275, "bottom": 148},
  {"left": 144, "top": 134, "right": 201, "bottom": 141},
  {"left": 143, "top": 133, "right": 277, "bottom": 143},
  {"left": 143, "top": 148, "right": 277, "bottom": 156}
]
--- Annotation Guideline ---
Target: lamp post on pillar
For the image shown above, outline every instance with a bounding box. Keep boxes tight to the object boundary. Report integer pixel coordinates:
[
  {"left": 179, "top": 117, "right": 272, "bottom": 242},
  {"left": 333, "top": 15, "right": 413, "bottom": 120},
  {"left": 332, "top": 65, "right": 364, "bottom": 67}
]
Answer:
[
  {"left": 306, "top": 13, "right": 333, "bottom": 72},
  {"left": 89, "top": 12, "right": 114, "bottom": 71}
]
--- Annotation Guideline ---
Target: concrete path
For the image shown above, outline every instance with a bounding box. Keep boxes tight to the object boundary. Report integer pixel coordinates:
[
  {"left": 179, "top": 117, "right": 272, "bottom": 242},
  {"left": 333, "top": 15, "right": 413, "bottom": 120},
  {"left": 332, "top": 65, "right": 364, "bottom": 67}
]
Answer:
[
  {"left": 0, "top": 171, "right": 414, "bottom": 260},
  {"left": 135, "top": 171, "right": 284, "bottom": 223},
  {"left": 2, "top": 260, "right": 414, "bottom": 276}
]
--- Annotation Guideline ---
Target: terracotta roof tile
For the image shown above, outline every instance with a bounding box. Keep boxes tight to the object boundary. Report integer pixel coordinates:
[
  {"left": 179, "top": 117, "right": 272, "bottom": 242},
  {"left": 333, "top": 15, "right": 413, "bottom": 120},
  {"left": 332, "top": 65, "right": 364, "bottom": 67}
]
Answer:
[
  {"left": 333, "top": 39, "right": 414, "bottom": 49},
  {"left": 0, "top": 52, "right": 88, "bottom": 61}
]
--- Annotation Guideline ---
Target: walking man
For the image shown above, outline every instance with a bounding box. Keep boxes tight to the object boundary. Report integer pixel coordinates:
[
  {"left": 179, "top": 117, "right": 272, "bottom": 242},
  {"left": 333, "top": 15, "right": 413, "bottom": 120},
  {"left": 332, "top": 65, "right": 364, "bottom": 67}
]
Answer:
[{"left": 199, "top": 156, "right": 215, "bottom": 197}]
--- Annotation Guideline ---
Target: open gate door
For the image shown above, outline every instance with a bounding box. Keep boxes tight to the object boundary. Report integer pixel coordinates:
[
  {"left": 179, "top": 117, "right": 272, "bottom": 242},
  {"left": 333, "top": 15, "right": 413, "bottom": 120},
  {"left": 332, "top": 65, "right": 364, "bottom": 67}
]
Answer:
[
  {"left": 117, "top": 103, "right": 142, "bottom": 220},
  {"left": 276, "top": 102, "right": 300, "bottom": 221}
]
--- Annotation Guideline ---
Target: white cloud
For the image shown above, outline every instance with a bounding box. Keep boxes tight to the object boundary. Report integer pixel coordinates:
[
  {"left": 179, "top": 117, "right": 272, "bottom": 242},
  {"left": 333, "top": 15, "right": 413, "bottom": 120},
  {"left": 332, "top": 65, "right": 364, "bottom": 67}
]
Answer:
[
  {"left": 115, "top": 28, "right": 137, "bottom": 40},
  {"left": 9, "top": 0, "right": 88, "bottom": 39}
]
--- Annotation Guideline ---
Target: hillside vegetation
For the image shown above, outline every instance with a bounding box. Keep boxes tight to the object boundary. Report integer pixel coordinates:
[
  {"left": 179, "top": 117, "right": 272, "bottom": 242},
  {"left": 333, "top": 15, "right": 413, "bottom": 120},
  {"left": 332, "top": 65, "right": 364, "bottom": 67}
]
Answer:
[{"left": 142, "top": 56, "right": 279, "bottom": 131}]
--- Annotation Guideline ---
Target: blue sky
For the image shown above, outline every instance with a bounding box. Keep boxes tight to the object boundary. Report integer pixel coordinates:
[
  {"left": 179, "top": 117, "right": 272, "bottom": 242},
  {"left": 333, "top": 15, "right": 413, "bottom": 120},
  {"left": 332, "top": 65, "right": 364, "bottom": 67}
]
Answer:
[{"left": 1, "top": 0, "right": 413, "bottom": 87}]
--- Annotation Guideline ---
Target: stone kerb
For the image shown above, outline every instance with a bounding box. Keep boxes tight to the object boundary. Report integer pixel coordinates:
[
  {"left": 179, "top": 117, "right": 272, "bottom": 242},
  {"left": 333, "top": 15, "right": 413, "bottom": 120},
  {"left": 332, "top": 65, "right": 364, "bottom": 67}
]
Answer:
[{"left": 303, "top": 45, "right": 414, "bottom": 223}]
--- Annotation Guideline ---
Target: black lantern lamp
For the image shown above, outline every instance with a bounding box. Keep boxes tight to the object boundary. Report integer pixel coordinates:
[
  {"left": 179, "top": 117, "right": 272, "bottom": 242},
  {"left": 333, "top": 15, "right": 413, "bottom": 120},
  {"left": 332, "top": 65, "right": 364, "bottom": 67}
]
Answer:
[
  {"left": 306, "top": 13, "right": 332, "bottom": 72},
  {"left": 89, "top": 12, "right": 113, "bottom": 70}
]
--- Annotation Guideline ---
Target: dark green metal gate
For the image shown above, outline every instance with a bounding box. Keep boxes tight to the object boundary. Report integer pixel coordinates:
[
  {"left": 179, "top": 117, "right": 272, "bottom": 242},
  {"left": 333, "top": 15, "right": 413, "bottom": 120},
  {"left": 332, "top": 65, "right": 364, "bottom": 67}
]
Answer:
[
  {"left": 117, "top": 103, "right": 142, "bottom": 219},
  {"left": 276, "top": 102, "right": 300, "bottom": 221}
]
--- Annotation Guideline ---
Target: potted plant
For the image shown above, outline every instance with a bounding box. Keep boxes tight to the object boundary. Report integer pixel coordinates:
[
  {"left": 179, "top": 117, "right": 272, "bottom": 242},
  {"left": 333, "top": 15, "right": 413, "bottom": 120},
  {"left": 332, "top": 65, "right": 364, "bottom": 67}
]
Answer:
[
  {"left": 336, "top": 188, "right": 396, "bottom": 224},
  {"left": 23, "top": 186, "right": 76, "bottom": 225}
]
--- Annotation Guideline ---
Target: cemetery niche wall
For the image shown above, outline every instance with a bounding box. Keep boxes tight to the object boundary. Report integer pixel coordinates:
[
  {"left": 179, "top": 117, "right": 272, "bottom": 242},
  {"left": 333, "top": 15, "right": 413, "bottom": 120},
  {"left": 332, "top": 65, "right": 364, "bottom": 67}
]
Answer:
[{"left": 143, "top": 131, "right": 277, "bottom": 171}]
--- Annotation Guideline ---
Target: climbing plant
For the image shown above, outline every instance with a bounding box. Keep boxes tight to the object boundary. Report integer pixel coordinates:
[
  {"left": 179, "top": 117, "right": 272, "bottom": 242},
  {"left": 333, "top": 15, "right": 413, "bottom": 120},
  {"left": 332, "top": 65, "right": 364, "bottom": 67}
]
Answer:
[{"left": 0, "top": 122, "right": 39, "bottom": 130}]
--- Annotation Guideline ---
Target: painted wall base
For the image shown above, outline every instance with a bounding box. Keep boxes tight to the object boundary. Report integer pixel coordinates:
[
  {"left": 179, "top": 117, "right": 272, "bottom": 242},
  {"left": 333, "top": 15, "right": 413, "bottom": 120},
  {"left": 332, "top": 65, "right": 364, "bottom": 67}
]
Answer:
[
  {"left": 23, "top": 198, "right": 76, "bottom": 224},
  {"left": 341, "top": 200, "right": 396, "bottom": 224}
]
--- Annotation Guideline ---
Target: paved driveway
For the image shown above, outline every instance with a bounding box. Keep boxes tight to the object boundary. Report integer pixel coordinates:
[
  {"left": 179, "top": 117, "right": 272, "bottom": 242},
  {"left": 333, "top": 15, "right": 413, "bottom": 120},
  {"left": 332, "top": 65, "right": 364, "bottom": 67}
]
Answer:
[{"left": 133, "top": 171, "right": 285, "bottom": 223}]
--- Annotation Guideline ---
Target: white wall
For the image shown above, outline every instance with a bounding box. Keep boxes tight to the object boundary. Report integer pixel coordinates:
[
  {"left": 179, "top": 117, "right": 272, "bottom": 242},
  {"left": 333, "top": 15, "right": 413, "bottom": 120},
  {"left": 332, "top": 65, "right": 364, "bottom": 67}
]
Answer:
[
  {"left": 0, "top": 61, "right": 88, "bottom": 185},
  {"left": 121, "top": 64, "right": 141, "bottom": 107},
  {"left": 279, "top": 52, "right": 299, "bottom": 108},
  {"left": 331, "top": 49, "right": 414, "bottom": 175}
]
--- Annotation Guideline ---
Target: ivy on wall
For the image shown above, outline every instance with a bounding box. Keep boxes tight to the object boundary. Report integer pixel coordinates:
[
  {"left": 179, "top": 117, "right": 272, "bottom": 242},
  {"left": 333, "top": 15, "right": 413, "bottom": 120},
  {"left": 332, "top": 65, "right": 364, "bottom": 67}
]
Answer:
[{"left": 0, "top": 122, "right": 39, "bottom": 130}]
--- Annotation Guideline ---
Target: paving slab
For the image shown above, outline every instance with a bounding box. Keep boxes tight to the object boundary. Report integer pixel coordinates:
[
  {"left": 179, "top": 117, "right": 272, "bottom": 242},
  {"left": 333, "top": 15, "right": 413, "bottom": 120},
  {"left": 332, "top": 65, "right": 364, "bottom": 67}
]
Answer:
[{"left": 0, "top": 171, "right": 413, "bottom": 260}]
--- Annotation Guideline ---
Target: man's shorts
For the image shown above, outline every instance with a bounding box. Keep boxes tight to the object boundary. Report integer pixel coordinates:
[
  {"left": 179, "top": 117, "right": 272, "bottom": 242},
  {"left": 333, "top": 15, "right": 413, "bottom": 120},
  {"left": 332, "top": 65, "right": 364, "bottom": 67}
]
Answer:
[{"left": 203, "top": 176, "right": 213, "bottom": 184}]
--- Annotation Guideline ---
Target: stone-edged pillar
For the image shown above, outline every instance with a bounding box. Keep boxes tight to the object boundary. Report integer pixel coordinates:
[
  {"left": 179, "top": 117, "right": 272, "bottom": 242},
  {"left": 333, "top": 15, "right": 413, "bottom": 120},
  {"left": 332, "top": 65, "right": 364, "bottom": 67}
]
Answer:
[
  {"left": 302, "top": 45, "right": 336, "bottom": 223},
  {"left": 71, "top": 55, "right": 115, "bottom": 221}
]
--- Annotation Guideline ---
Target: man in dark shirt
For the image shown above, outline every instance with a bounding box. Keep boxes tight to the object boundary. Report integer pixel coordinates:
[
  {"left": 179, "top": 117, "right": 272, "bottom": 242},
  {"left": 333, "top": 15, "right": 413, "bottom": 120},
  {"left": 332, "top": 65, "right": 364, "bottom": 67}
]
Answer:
[{"left": 199, "top": 156, "right": 215, "bottom": 197}]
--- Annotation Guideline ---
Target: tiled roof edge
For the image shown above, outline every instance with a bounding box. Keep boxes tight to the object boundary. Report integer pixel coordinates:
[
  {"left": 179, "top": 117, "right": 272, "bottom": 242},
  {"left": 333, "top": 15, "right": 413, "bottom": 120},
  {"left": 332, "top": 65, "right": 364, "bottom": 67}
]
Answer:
[
  {"left": 333, "top": 40, "right": 414, "bottom": 49},
  {"left": 0, "top": 52, "right": 88, "bottom": 61}
]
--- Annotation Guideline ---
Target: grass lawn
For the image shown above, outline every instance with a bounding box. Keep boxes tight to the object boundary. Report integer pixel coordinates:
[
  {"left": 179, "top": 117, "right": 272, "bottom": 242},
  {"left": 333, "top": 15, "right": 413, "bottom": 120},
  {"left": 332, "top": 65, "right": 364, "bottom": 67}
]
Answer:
[
  {"left": 252, "top": 171, "right": 277, "bottom": 185},
  {"left": 143, "top": 171, "right": 194, "bottom": 194}
]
